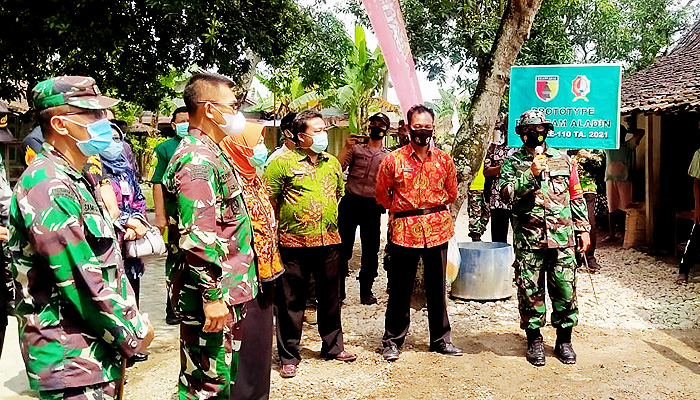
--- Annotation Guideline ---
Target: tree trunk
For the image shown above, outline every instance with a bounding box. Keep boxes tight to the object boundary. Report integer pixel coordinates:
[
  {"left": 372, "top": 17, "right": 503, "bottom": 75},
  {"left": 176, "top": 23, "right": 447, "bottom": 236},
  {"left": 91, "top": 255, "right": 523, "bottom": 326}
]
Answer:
[
  {"left": 237, "top": 49, "right": 263, "bottom": 103},
  {"left": 449, "top": 0, "right": 543, "bottom": 218}
]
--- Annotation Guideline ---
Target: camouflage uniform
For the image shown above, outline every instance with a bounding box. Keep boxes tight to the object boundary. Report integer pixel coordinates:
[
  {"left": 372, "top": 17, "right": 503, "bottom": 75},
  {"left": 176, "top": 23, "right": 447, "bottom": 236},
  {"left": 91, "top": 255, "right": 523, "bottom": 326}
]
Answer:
[
  {"left": 467, "top": 163, "right": 489, "bottom": 240},
  {"left": 9, "top": 142, "right": 150, "bottom": 398},
  {"left": 163, "top": 128, "right": 257, "bottom": 399},
  {"left": 0, "top": 150, "right": 13, "bottom": 360},
  {"left": 499, "top": 145, "right": 590, "bottom": 330}
]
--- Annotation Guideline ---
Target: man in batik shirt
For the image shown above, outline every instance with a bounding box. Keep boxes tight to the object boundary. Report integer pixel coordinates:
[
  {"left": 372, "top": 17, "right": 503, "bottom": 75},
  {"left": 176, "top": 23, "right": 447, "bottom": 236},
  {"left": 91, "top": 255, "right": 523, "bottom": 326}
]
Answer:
[
  {"left": 375, "top": 104, "right": 461, "bottom": 362},
  {"left": 164, "top": 73, "right": 257, "bottom": 399},
  {"left": 264, "top": 110, "right": 356, "bottom": 379},
  {"left": 9, "top": 76, "right": 153, "bottom": 400}
]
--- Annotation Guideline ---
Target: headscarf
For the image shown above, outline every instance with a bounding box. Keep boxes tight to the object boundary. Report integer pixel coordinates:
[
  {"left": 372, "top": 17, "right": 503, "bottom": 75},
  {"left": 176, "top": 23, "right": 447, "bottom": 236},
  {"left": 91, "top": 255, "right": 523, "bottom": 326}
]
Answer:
[
  {"left": 219, "top": 122, "right": 266, "bottom": 182},
  {"left": 102, "top": 124, "right": 130, "bottom": 175}
]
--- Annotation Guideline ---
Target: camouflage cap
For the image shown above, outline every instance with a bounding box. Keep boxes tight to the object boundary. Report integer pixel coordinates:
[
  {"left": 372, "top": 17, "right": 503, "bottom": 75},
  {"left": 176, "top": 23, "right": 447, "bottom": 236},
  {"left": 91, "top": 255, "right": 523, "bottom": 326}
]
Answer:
[{"left": 31, "top": 76, "right": 119, "bottom": 111}]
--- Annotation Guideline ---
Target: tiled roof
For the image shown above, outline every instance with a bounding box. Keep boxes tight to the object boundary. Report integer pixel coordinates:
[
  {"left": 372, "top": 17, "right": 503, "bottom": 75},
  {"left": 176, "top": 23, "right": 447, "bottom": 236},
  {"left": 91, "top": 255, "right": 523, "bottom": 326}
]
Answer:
[{"left": 621, "top": 21, "right": 700, "bottom": 114}]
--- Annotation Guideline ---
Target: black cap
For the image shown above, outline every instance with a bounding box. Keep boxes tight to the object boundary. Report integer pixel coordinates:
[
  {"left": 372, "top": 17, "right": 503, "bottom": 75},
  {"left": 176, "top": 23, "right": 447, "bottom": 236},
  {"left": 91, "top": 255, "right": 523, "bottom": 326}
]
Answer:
[{"left": 369, "top": 112, "right": 390, "bottom": 129}]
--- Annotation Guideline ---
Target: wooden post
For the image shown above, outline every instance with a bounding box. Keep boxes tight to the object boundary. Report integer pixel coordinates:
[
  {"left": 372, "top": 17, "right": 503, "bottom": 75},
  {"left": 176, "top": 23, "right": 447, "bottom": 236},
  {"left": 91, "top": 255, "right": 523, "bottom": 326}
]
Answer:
[{"left": 644, "top": 113, "right": 661, "bottom": 248}]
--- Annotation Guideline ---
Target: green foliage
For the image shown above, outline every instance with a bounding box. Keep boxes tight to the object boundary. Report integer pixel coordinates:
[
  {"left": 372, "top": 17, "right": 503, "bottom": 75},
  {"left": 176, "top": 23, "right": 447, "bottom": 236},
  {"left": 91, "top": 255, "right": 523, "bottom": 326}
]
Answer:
[
  {"left": 520, "top": 0, "right": 697, "bottom": 74},
  {"left": 342, "top": 0, "right": 696, "bottom": 83},
  {"left": 336, "top": 25, "right": 397, "bottom": 134},
  {"left": 0, "top": 0, "right": 311, "bottom": 109},
  {"left": 249, "top": 11, "right": 352, "bottom": 118}
]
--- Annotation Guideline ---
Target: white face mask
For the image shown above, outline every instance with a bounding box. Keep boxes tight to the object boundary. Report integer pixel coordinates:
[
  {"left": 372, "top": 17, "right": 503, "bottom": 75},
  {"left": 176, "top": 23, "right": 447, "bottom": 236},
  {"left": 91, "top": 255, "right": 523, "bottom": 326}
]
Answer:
[{"left": 210, "top": 103, "right": 246, "bottom": 137}]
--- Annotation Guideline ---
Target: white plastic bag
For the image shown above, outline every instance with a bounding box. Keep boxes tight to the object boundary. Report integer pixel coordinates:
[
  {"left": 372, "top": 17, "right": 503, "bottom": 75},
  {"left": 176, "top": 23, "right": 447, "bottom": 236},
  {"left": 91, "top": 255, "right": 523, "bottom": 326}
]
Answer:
[{"left": 446, "top": 237, "right": 461, "bottom": 284}]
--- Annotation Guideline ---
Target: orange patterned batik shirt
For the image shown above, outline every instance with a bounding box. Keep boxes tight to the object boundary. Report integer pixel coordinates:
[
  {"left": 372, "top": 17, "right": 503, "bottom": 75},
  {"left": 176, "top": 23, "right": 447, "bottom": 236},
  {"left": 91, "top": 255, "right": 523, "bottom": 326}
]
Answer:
[{"left": 375, "top": 144, "right": 458, "bottom": 248}]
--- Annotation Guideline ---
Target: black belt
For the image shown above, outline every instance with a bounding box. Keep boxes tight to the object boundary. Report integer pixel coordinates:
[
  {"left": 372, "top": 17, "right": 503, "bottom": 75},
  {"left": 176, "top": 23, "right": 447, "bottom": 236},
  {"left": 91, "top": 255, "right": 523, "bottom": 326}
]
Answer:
[{"left": 394, "top": 205, "right": 447, "bottom": 219}]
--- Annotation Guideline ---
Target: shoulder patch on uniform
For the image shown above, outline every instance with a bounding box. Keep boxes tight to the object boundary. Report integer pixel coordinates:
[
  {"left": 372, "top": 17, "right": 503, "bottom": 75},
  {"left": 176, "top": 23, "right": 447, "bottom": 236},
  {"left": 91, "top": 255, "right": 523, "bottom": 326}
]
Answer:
[
  {"left": 52, "top": 187, "right": 78, "bottom": 202},
  {"left": 190, "top": 165, "right": 211, "bottom": 181}
]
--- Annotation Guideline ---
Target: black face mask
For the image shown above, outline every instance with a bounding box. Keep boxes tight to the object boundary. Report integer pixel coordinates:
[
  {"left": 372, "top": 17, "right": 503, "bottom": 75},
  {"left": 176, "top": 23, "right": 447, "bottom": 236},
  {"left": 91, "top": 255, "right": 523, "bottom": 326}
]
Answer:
[
  {"left": 410, "top": 128, "right": 433, "bottom": 146},
  {"left": 369, "top": 126, "right": 386, "bottom": 141},
  {"left": 521, "top": 131, "right": 545, "bottom": 148}
]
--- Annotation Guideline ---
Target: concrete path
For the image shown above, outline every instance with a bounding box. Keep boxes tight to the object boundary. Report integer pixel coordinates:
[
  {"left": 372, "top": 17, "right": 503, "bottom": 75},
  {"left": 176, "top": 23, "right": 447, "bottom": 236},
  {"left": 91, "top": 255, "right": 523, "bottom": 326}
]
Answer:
[{"left": 0, "top": 252, "right": 178, "bottom": 399}]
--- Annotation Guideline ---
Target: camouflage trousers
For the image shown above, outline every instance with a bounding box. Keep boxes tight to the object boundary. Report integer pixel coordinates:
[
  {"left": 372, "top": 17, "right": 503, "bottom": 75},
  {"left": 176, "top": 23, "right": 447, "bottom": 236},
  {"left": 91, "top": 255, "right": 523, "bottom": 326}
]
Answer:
[
  {"left": 39, "top": 381, "right": 117, "bottom": 400},
  {"left": 178, "top": 305, "right": 244, "bottom": 400},
  {"left": 514, "top": 247, "right": 578, "bottom": 330},
  {"left": 468, "top": 190, "right": 490, "bottom": 239}
]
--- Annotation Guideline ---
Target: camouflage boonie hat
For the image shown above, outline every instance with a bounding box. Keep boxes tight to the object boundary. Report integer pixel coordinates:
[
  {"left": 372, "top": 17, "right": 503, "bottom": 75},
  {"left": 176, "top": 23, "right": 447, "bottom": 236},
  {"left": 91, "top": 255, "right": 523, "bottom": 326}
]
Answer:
[
  {"left": 31, "top": 76, "right": 119, "bottom": 111},
  {"left": 516, "top": 109, "right": 553, "bottom": 135}
]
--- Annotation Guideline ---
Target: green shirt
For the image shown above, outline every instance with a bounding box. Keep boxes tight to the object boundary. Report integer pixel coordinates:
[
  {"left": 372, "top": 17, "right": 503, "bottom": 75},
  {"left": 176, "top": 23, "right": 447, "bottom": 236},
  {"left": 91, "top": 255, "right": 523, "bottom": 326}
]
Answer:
[
  {"left": 263, "top": 148, "right": 344, "bottom": 247},
  {"left": 151, "top": 136, "right": 181, "bottom": 219}
]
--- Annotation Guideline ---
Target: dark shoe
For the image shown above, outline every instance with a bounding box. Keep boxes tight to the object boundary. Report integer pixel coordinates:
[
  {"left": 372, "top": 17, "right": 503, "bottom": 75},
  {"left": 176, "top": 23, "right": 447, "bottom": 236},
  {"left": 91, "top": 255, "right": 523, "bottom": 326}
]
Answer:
[
  {"left": 554, "top": 342, "right": 577, "bottom": 364},
  {"left": 360, "top": 293, "right": 378, "bottom": 305},
  {"left": 587, "top": 258, "right": 601, "bottom": 272},
  {"left": 429, "top": 342, "right": 463, "bottom": 356},
  {"left": 279, "top": 364, "right": 297, "bottom": 378},
  {"left": 325, "top": 350, "right": 357, "bottom": 362},
  {"left": 526, "top": 337, "right": 546, "bottom": 367},
  {"left": 676, "top": 273, "right": 689, "bottom": 285},
  {"left": 382, "top": 344, "right": 400, "bottom": 362},
  {"left": 165, "top": 315, "right": 181, "bottom": 325},
  {"left": 602, "top": 235, "right": 617, "bottom": 243},
  {"left": 126, "top": 353, "right": 148, "bottom": 367}
]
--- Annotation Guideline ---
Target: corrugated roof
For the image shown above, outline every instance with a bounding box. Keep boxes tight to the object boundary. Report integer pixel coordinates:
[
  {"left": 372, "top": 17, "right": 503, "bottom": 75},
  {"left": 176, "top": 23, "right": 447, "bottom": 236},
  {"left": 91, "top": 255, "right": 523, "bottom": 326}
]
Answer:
[{"left": 621, "top": 20, "right": 700, "bottom": 114}]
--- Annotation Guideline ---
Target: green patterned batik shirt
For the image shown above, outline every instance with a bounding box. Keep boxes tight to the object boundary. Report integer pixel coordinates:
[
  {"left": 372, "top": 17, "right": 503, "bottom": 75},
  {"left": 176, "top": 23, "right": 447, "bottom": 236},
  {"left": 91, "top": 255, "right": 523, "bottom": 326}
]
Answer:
[{"left": 263, "top": 148, "right": 344, "bottom": 247}]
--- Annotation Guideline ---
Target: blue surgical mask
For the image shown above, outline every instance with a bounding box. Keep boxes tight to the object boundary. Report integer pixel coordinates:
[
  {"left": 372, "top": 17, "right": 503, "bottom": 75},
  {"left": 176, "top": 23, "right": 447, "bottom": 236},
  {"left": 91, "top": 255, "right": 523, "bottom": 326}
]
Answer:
[
  {"left": 175, "top": 122, "right": 189, "bottom": 137},
  {"left": 60, "top": 117, "right": 114, "bottom": 156},
  {"left": 249, "top": 143, "right": 268, "bottom": 167},
  {"left": 100, "top": 139, "right": 124, "bottom": 161},
  {"left": 308, "top": 131, "right": 328, "bottom": 153}
]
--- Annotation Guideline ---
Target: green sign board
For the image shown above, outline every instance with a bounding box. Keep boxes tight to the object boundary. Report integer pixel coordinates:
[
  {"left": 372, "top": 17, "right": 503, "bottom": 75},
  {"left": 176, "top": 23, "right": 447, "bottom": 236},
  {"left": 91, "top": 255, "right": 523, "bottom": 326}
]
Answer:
[{"left": 508, "top": 64, "right": 622, "bottom": 149}]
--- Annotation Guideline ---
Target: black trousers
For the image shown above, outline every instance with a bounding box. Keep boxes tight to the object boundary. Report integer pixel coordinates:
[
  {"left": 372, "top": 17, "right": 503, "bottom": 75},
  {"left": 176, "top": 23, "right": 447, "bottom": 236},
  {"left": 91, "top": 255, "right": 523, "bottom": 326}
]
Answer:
[
  {"left": 584, "top": 193, "right": 597, "bottom": 262},
  {"left": 680, "top": 222, "right": 700, "bottom": 275},
  {"left": 231, "top": 281, "right": 275, "bottom": 400},
  {"left": 382, "top": 242, "right": 451, "bottom": 349},
  {"left": 490, "top": 208, "right": 512, "bottom": 243},
  {"left": 0, "top": 319, "right": 5, "bottom": 359},
  {"left": 275, "top": 245, "right": 344, "bottom": 365},
  {"left": 338, "top": 194, "right": 383, "bottom": 289}
]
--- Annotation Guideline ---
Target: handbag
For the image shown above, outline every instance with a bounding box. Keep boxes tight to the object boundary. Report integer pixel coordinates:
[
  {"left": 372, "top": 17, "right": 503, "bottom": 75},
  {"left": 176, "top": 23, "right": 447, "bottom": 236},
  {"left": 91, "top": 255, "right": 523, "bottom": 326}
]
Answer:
[{"left": 124, "top": 223, "right": 167, "bottom": 258}]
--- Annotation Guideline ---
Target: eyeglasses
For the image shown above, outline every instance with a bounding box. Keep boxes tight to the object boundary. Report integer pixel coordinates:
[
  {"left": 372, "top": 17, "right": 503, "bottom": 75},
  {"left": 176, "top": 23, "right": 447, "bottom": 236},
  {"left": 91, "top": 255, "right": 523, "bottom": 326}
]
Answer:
[{"left": 196, "top": 101, "right": 239, "bottom": 113}]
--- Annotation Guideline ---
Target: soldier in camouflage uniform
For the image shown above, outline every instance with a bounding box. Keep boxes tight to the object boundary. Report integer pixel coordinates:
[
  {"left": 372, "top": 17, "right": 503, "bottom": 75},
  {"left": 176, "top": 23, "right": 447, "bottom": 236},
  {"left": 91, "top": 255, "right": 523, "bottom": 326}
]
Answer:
[
  {"left": 467, "top": 162, "right": 489, "bottom": 241},
  {"left": 0, "top": 103, "right": 12, "bottom": 359},
  {"left": 163, "top": 73, "right": 257, "bottom": 399},
  {"left": 499, "top": 109, "right": 590, "bottom": 367},
  {"left": 8, "top": 76, "right": 154, "bottom": 399}
]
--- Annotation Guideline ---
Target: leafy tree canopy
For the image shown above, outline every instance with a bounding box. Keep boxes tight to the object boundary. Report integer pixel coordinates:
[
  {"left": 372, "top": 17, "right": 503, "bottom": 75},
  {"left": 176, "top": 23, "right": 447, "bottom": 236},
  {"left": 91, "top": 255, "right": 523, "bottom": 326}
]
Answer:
[
  {"left": 0, "top": 0, "right": 312, "bottom": 109},
  {"left": 342, "top": 0, "right": 697, "bottom": 87}
]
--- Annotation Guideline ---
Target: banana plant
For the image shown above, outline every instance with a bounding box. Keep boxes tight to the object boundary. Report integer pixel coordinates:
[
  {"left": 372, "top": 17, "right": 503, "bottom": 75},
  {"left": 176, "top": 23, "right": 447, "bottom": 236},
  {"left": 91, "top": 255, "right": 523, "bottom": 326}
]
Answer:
[
  {"left": 247, "top": 69, "right": 331, "bottom": 117},
  {"left": 335, "top": 25, "right": 398, "bottom": 134}
]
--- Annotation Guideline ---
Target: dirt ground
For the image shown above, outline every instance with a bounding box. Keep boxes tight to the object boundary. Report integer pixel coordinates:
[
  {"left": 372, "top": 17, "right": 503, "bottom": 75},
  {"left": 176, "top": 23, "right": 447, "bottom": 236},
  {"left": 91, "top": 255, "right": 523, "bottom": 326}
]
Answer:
[
  {"left": 120, "top": 240, "right": 700, "bottom": 400},
  {"left": 4, "top": 214, "right": 700, "bottom": 400}
]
